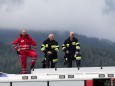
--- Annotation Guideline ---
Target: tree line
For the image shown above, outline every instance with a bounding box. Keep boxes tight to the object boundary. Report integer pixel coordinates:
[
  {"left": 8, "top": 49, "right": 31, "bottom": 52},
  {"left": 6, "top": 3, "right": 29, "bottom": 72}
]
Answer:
[{"left": 0, "top": 30, "right": 115, "bottom": 73}]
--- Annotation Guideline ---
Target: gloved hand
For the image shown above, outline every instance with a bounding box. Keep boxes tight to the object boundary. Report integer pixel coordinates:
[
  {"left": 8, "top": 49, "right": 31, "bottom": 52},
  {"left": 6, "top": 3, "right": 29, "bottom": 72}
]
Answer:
[
  {"left": 17, "top": 49, "right": 20, "bottom": 55},
  {"left": 32, "top": 46, "right": 36, "bottom": 50},
  {"left": 17, "top": 51, "right": 20, "bottom": 54}
]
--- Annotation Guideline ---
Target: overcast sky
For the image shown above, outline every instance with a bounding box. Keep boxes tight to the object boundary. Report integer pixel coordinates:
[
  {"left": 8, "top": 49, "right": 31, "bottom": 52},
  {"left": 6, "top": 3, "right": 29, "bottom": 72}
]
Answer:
[{"left": 0, "top": 0, "right": 115, "bottom": 41}]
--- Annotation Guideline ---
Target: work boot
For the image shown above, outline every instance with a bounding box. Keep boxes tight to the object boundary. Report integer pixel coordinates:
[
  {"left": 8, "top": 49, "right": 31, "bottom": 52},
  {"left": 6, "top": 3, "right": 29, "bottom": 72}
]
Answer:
[
  {"left": 76, "top": 60, "right": 81, "bottom": 67},
  {"left": 30, "top": 65, "right": 34, "bottom": 71}
]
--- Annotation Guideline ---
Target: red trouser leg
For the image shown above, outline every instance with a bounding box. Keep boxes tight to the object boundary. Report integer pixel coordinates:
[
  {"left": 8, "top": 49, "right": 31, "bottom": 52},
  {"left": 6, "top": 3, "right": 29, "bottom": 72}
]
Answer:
[
  {"left": 20, "top": 51, "right": 28, "bottom": 74},
  {"left": 28, "top": 50, "right": 38, "bottom": 69}
]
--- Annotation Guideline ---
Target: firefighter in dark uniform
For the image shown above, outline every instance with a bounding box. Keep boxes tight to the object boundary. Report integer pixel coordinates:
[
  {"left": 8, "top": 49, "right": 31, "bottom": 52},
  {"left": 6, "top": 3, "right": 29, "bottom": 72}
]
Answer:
[
  {"left": 62, "top": 32, "right": 81, "bottom": 68},
  {"left": 41, "top": 34, "right": 59, "bottom": 68}
]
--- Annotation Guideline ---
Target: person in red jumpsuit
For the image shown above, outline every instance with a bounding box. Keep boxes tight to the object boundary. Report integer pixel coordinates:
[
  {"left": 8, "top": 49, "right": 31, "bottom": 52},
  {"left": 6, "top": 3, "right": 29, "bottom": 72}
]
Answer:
[{"left": 12, "top": 29, "right": 38, "bottom": 74}]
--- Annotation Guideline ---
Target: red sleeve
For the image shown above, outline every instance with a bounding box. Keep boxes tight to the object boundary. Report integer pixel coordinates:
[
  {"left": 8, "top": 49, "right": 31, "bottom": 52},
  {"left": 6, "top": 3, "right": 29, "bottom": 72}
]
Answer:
[
  {"left": 12, "top": 37, "right": 20, "bottom": 50},
  {"left": 28, "top": 36, "right": 37, "bottom": 46}
]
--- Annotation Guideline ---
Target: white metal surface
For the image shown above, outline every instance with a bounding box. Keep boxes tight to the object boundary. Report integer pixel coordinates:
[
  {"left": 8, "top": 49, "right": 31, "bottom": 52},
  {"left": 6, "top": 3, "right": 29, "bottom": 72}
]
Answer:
[{"left": 0, "top": 66, "right": 115, "bottom": 82}]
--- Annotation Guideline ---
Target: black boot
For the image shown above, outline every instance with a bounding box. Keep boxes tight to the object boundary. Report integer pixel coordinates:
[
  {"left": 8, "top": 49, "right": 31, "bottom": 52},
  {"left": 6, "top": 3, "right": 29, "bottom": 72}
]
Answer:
[
  {"left": 30, "top": 65, "right": 34, "bottom": 71},
  {"left": 76, "top": 60, "right": 81, "bottom": 69}
]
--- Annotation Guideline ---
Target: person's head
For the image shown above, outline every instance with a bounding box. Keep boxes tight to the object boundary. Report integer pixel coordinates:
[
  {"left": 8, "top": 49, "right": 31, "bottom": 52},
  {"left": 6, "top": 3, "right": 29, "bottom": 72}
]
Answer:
[
  {"left": 21, "top": 29, "right": 27, "bottom": 36},
  {"left": 48, "top": 34, "right": 54, "bottom": 41},
  {"left": 69, "top": 32, "right": 75, "bottom": 38}
]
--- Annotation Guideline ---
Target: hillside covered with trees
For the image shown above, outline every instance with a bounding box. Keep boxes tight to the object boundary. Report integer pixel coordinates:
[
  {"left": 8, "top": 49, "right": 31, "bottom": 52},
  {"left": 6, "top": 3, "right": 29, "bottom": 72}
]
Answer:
[{"left": 0, "top": 29, "right": 115, "bottom": 74}]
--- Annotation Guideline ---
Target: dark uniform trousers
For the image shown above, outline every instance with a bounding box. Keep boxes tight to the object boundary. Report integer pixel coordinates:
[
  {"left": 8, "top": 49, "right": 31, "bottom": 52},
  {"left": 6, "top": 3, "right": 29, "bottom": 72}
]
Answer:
[
  {"left": 62, "top": 37, "right": 81, "bottom": 68},
  {"left": 41, "top": 38, "right": 59, "bottom": 68}
]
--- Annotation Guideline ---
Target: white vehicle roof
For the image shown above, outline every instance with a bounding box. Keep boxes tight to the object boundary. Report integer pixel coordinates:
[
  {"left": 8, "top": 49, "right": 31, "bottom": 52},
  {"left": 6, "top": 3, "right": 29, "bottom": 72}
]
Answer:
[{"left": 0, "top": 66, "right": 115, "bottom": 82}]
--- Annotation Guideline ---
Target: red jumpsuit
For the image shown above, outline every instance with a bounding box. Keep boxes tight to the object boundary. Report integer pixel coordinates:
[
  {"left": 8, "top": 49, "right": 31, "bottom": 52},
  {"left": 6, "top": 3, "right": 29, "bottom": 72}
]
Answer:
[{"left": 12, "top": 34, "right": 38, "bottom": 74}]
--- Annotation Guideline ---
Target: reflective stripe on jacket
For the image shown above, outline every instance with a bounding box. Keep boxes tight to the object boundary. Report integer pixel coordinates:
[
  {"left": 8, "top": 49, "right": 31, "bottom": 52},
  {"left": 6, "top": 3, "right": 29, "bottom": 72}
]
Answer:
[
  {"left": 62, "top": 37, "right": 80, "bottom": 52},
  {"left": 41, "top": 38, "right": 59, "bottom": 54},
  {"left": 12, "top": 34, "right": 37, "bottom": 50}
]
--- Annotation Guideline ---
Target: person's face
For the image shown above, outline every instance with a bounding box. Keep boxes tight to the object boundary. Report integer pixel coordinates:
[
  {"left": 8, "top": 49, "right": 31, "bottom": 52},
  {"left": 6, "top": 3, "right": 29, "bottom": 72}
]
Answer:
[
  {"left": 70, "top": 33, "right": 74, "bottom": 38},
  {"left": 49, "top": 35, "right": 54, "bottom": 41},
  {"left": 22, "top": 30, "right": 27, "bottom": 36}
]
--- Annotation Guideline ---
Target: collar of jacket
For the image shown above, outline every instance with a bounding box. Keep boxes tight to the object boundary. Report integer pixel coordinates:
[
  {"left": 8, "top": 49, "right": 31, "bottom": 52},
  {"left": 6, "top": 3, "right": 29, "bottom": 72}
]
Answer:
[
  {"left": 48, "top": 38, "right": 54, "bottom": 42},
  {"left": 68, "top": 37, "right": 75, "bottom": 40},
  {"left": 20, "top": 34, "right": 29, "bottom": 38}
]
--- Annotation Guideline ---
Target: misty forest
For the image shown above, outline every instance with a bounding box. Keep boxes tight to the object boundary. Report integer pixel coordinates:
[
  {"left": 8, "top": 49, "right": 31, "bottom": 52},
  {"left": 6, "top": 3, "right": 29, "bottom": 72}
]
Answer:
[{"left": 0, "top": 29, "right": 115, "bottom": 74}]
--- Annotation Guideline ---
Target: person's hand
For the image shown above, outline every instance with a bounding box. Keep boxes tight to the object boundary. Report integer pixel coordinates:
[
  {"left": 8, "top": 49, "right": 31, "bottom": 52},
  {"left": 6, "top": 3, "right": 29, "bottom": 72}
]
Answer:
[
  {"left": 17, "top": 49, "right": 20, "bottom": 51},
  {"left": 75, "top": 51, "right": 79, "bottom": 55},
  {"left": 47, "top": 51, "right": 52, "bottom": 55},
  {"left": 17, "top": 49, "right": 20, "bottom": 55},
  {"left": 66, "top": 50, "right": 69, "bottom": 54},
  {"left": 32, "top": 46, "right": 36, "bottom": 50}
]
